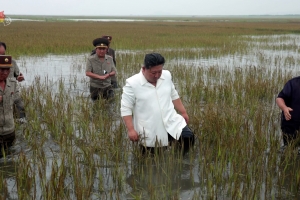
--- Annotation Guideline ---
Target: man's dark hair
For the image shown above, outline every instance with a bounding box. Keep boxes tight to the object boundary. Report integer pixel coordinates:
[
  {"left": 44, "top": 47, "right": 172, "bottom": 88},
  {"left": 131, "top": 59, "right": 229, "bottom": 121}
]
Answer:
[
  {"left": 144, "top": 53, "right": 165, "bottom": 69},
  {"left": 0, "top": 42, "right": 6, "bottom": 50}
]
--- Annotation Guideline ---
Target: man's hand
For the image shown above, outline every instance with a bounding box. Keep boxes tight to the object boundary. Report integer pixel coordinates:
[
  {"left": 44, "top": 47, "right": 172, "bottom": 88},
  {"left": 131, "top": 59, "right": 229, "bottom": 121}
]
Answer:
[
  {"left": 128, "top": 129, "right": 139, "bottom": 142},
  {"left": 172, "top": 98, "right": 189, "bottom": 123},
  {"left": 17, "top": 73, "right": 25, "bottom": 82},
  {"left": 283, "top": 107, "right": 293, "bottom": 120},
  {"left": 122, "top": 116, "right": 138, "bottom": 142},
  {"left": 104, "top": 74, "right": 110, "bottom": 79},
  {"left": 181, "top": 112, "right": 189, "bottom": 124},
  {"left": 99, "top": 74, "right": 110, "bottom": 80}
]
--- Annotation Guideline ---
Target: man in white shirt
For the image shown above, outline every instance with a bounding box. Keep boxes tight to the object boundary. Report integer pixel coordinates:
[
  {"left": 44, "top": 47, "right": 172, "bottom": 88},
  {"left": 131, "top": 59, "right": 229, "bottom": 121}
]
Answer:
[{"left": 121, "top": 53, "right": 194, "bottom": 155}]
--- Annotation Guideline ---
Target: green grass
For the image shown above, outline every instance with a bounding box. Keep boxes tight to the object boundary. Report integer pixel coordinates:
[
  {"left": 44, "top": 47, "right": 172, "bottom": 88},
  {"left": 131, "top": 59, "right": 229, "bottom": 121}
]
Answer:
[
  {"left": 1, "top": 19, "right": 300, "bottom": 57},
  {"left": 0, "top": 19, "right": 300, "bottom": 199}
]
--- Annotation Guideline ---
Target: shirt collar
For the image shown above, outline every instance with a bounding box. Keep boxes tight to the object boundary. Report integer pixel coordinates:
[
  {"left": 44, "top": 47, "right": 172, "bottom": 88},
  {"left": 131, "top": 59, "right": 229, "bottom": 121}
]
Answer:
[
  {"left": 93, "top": 54, "right": 109, "bottom": 60},
  {"left": 1, "top": 80, "right": 10, "bottom": 93}
]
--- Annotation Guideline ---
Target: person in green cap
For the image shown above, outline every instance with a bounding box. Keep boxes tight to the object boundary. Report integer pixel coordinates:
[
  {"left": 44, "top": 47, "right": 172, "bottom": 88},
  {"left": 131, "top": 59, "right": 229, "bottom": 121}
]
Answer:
[{"left": 86, "top": 38, "right": 117, "bottom": 101}]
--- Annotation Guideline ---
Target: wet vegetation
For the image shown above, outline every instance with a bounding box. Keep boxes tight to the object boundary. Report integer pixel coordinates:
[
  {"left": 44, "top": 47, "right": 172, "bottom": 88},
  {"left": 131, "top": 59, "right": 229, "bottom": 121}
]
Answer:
[
  {"left": 1, "top": 18, "right": 300, "bottom": 199},
  {"left": 1, "top": 17, "right": 300, "bottom": 56}
]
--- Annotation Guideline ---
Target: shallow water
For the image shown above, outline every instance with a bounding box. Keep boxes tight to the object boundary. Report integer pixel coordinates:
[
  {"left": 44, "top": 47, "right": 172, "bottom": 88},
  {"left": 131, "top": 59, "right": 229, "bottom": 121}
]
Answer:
[{"left": 1, "top": 34, "right": 300, "bottom": 199}]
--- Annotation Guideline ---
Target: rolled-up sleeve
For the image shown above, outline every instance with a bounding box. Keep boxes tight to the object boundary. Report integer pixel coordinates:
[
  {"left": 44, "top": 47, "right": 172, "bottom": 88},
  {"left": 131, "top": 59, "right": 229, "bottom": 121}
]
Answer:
[
  {"left": 121, "top": 80, "right": 135, "bottom": 116},
  {"left": 278, "top": 81, "right": 291, "bottom": 100}
]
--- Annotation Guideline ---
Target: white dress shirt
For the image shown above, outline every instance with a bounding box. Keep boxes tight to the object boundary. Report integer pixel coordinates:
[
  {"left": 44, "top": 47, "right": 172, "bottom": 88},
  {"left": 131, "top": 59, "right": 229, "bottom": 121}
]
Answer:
[{"left": 121, "top": 69, "right": 186, "bottom": 147}]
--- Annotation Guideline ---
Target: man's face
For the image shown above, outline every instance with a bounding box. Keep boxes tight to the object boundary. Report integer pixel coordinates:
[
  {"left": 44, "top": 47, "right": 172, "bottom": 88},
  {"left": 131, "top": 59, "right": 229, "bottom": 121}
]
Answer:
[
  {"left": 0, "top": 46, "right": 5, "bottom": 55},
  {"left": 96, "top": 47, "right": 107, "bottom": 58},
  {"left": 142, "top": 64, "right": 163, "bottom": 84},
  {"left": 0, "top": 68, "right": 10, "bottom": 81}
]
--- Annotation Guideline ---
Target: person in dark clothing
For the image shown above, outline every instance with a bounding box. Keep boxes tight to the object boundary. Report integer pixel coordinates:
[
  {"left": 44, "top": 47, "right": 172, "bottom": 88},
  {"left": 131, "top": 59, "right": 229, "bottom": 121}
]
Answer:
[{"left": 276, "top": 76, "right": 300, "bottom": 153}]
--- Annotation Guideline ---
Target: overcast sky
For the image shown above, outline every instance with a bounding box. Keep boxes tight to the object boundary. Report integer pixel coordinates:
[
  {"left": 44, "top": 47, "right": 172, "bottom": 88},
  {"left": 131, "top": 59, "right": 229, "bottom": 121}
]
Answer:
[{"left": 2, "top": 0, "right": 300, "bottom": 16}]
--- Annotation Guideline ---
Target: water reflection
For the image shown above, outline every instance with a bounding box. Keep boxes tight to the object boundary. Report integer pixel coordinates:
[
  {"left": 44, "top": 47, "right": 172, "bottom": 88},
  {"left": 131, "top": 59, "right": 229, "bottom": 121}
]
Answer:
[
  {"left": 0, "top": 160, "right": 18, "bottom": 199},
  {"left": 126, "top": 152, "right": 200, "bottom": 199}
]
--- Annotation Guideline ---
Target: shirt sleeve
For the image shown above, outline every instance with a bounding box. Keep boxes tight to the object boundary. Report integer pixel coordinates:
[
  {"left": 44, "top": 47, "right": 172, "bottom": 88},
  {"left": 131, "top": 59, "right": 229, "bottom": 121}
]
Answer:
[
  {"left": 121, "top": 80, "right": 135, "bottom": 116},
  {"left": 86, "top": 58, "right": 92, "bottom": 72},
  {"left": 12, "top": 81, "right": 21, "bottom": 102},
  {"left": 111, "top": 58, "right": 117, "bottom": 73},
  {"left": 278, "top": 80, "right": 291, "bottom": 100}
]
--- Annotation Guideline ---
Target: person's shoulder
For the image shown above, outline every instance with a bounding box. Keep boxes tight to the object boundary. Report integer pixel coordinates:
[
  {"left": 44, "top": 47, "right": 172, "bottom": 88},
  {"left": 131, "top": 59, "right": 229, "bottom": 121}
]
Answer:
[
  {"left": 87, "top": 54, "right": 96, "bottom": 60},
  {"left": 291, "top": 76, "right": 300, "bottom": 80},
  {"left": 11, "top": 59, "right": 17, "bottom": 65},
  {"left": 105, "top": 55, "right": 115, "bottom": 64},
  {"left": 288, "top": 76, "right": 300, "bottom": 84},
  {"left": 162, "top": 70, "right": 172, "bottom": 78},
  {"left": 126, "top": 72, "right": 141, "bottom": 83},
  {"left": 283, "top": 77, "right": 300, "bottom": 89},
  {"left": 8, "top": 78, "right": 17, "bottom": 83},
  {"left": 8, "top": 78, "right": 17, "bottom": 86},
  {"left": 127, "top": 73, "right": 140, "bottom": 80},
  {"left": 105, "top": 54, "right": 113, "bottom": 60},
  {"left": 162, "top": 70, "right": 171, "bottom": 74}
]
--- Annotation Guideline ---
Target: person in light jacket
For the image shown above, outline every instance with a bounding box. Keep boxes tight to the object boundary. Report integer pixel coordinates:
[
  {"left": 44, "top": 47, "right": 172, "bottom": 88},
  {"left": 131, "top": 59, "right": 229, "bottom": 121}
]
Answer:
[
  {"left": 90, "top": 35, "right": 118, "bottom": 88},
  {"left": 0, "top": 42, "right": 26, "bottom": 121},
  {"left": 0, "top": 55, "right": 21, "bottom": 155},
  {"left": 86, "top": 38, "right": 117, "bottom": 101},
  {"left": 121, "top": 53, "right": 194, "bottom": 155}
]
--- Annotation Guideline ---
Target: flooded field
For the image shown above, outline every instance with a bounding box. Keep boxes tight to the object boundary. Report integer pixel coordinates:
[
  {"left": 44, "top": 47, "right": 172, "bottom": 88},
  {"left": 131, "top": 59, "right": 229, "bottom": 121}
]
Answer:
[{"left": 1, "top": 34, "right": 300, "bottom": 199}]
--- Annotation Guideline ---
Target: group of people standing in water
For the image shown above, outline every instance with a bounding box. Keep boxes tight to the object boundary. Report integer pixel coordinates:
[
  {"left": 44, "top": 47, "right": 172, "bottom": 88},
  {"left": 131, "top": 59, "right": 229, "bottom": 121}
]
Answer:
[{"left": 0, "top": 35, "right": 299, "bottom": 157}]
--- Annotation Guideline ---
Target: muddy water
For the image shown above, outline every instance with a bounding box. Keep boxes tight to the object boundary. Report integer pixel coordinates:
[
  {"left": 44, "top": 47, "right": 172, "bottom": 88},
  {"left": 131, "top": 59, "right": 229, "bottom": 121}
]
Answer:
[{"left": 1, "top": 34, "right": 300, "bottom": 199}]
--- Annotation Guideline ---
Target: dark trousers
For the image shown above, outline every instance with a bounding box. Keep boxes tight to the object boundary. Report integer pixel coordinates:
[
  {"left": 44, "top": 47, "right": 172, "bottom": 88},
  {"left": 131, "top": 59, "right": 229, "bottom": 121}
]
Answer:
[
  {"left": 0, "top": 131, "right": 15, "bottom": 157},
  {"left": 281, "top": 122, "right": 300, "bottom": 146},
  {"left": 90, "top": 86, "right": 114, "bottom": 101},
  {"left": 111, "top": 80, "right": 118, "bottom": 88},
  {"left": 140, "top": 125, "right": 195, "bottom": 155}
]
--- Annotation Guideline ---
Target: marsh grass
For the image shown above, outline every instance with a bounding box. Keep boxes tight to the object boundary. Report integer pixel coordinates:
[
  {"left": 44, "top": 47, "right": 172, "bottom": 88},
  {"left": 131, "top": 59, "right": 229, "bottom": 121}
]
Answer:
[
  {"left": 0, "top": 19, "right": 300, "bottom": 199},
  {"left": 1, "top": 19, "right": 300, "bottom": 57},
  {"left": 6, "top": 62, "right": 297, "bottom": 199}
]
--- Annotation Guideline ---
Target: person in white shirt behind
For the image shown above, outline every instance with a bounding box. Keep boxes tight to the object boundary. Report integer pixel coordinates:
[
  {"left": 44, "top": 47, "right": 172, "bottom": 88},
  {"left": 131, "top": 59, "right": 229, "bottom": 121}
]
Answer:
[{"left": 121, "top": 53, "right": 194, "bottom": 156}]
